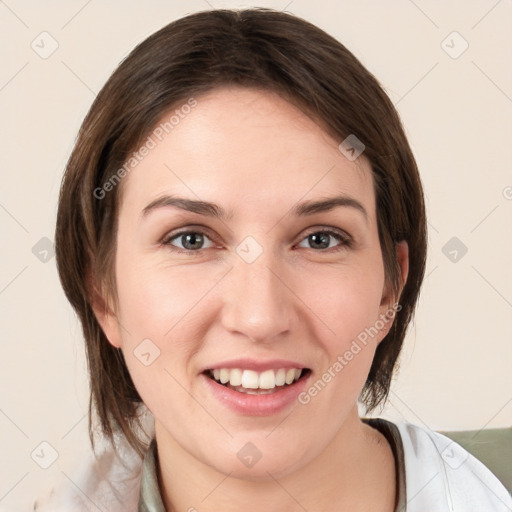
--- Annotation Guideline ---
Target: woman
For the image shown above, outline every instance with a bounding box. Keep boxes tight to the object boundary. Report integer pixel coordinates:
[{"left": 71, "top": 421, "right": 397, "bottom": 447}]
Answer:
[{"left": 35, "top": 7, "right": 510, "bottom": 512}]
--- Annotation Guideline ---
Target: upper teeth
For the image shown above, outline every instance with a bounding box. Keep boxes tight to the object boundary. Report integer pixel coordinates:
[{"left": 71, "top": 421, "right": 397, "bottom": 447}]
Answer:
[{"left": 210, "top": 368, "right": 303, "bottom": 389}]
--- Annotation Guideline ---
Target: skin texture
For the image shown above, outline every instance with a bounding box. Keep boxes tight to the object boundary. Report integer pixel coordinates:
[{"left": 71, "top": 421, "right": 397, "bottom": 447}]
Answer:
[{"left": 94, "top": 86, "right": 409, "bottom": 511}]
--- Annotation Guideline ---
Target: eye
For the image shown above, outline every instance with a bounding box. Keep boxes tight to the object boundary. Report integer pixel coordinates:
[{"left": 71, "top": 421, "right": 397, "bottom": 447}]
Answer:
[
  {"left": 163, "top": 230, "right": 215, "bottom": 252},
  {"left": 162, "top": 227, "right": 352, "bottom": 254},
  {"left": 297, "top": 229, "right": 352, "bottom": 252}
]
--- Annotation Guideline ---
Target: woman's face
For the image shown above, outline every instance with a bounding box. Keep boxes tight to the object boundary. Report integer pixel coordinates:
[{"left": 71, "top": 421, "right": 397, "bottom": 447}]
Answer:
[{"left": 96, "top": 86, "right": 407, "bottom": 479}]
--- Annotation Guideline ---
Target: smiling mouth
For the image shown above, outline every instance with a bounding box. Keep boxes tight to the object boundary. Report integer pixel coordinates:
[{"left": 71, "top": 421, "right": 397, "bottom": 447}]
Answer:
[{"left": 205, "top": 367, "right": 312, "bottom": 395}]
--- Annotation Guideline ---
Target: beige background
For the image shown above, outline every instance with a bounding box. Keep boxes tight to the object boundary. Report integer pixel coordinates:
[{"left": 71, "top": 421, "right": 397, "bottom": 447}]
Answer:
[{"left": 1, "top": 0, "right": 511, "bottom": 508}]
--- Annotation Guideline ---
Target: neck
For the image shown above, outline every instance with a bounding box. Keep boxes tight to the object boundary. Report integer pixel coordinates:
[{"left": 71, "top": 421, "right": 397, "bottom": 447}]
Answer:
[{"left": 154, "top": 406, "right": 396, "bottom": 512}]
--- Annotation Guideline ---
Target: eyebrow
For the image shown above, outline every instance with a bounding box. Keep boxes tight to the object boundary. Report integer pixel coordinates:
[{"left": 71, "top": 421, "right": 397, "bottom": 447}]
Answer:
[{"left": 141, "top": 194, "right": 368, "bottom": 223}]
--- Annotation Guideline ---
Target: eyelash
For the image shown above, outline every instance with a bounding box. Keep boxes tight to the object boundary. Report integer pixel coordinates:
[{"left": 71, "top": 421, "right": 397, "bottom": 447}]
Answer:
[{"left": 161, "top": 227, "right": 353, "bottom": 255}]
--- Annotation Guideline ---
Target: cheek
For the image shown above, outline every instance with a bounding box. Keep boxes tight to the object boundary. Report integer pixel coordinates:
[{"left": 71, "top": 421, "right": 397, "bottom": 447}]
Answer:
[
  {"left": 297, "top": 258, "right": 385, "bottom": 391},
  {"left": 113, "top": 260, "right": 211, "bottom": 422},
  {"left": 299, "top": 259, "right": 385, "bottom": 344},
  {"left": 115, "top": 253, "right": 221, "bottom": 340},
  {"left": 113, "top": 252, "right": 227, "bottom": 398}
]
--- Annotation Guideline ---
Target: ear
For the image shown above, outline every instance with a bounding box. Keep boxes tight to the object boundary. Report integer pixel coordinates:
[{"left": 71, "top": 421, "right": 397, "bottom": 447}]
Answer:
[
  {"left": 88, "top": 271, "right": 123, "bottom": 349},
  {"left": 377, "top": 240, "right": 409, "bottom": 342},
  {"left": 395, "top": 240, "right": 409, "bottom": 293}
]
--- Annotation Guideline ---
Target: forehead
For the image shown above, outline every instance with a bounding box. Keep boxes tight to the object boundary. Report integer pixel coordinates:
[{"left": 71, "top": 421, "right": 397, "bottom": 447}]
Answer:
[{"left": 119, "top": 86, "right": 375, "bottom": 221}]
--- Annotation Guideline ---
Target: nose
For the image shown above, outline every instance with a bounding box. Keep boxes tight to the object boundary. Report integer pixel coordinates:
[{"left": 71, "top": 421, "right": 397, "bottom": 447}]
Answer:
[{"left": 219, "top": 249, "right": 297, "bottom": 344}]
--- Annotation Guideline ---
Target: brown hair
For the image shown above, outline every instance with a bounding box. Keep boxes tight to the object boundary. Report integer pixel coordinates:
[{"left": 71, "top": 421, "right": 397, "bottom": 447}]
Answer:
[{"left": 55, "top": 7, "right": 427, "bottom": 458}]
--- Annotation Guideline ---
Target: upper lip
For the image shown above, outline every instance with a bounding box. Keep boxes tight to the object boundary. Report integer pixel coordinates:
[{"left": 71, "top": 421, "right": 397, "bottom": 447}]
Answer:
[{"left": 203, "top": 358, "right": 310, "bottom": 372}]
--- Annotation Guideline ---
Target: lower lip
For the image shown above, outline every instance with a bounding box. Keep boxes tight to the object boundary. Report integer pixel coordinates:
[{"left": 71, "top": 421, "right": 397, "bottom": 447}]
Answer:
[{"left": 201, "top": 373, "right": 310, "bottom": 416}]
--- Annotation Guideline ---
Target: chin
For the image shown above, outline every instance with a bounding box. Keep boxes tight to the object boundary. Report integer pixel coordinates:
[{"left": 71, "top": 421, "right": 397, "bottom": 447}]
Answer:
[{"left": 199, "top": 437, "right": 314, "bottom": 482}]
